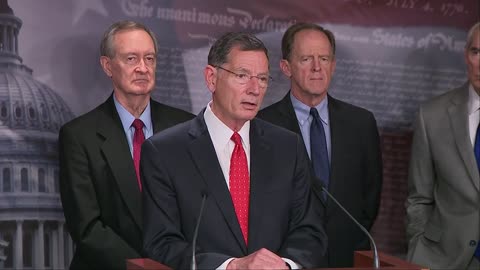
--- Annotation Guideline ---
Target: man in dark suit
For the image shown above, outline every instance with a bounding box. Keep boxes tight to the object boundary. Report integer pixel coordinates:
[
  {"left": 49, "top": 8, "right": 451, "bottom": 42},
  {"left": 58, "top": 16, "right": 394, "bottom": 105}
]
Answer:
[
  {"left": 59, "top": 20, "right": 193, "bottom": 270},
  {"left": 257, "top": 22, "right": 383, "bottom": 267},
  {"left": 142, "top": 32, "right": 326, "bottom": 270}
]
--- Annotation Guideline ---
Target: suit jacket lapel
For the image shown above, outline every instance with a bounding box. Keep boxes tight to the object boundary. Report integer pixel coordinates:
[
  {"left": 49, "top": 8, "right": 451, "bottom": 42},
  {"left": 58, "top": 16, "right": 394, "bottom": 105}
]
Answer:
[
  {"left": 247, "top": 119, "right": 272, "bottom": 252},
  {"left": 326, "top": 96, "right": 345, "bottom": 204},
  {"left": 187, "top": 112, "right": 247, "bottom": 253},
  {"left": 151, "top": 101, "right": 166, "bottom": 133},
  {"left": 150, "top": 100, "right": 181, "bottom": 133},
  {"left": 97, "top": 97, "right": 142, "bottom": 229},
  {"left": 274, "top": 92, "right": 303, "bottom": 136},
  {"left": 448, "top": 85, "right": 480, "bottom": 190}
]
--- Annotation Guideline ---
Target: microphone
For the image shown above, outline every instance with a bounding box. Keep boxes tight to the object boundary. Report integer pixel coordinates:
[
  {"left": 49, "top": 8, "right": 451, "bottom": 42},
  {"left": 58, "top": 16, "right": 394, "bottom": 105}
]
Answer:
[
  {"left": 191, "top": 192, "right": 208, "bottom": 270},
  {"left": 313, "top": 180, "right": 379, "bottom": 269}
]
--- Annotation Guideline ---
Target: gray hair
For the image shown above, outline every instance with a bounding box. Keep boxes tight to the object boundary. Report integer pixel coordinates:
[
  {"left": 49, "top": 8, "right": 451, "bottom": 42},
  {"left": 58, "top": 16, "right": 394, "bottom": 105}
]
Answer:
[
  {"left": 100, "top": 20, "right": 158, "bottom": 58},
  {"left": 466, "top": 22, "right": 480, "bottom": 50}
]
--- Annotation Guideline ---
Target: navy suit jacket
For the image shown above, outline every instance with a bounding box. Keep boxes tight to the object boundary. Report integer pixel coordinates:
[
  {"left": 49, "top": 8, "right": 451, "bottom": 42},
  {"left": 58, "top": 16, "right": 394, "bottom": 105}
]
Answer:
[
  {"left": 257, "top": 93, "right": 383, "bottom": 267},
  {"left": 142, "top": 110, "right": 327, "bottom": 269}
]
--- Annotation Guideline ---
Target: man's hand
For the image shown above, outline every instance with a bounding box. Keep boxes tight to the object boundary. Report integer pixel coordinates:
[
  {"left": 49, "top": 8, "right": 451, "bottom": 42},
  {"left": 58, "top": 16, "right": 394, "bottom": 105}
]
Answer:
[{"left": 226, "top": 248, "right": 289, "bottom": 270}]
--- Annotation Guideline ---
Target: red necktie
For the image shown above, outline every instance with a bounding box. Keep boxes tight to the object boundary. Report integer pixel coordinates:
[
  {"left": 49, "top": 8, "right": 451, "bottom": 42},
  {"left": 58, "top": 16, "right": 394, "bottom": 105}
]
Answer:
[
  {"left": 132, "top": 119, "right": 145, "bottom": 192},
  {"left": 229, "top": 132, "right": 250, "bottom": 244}
]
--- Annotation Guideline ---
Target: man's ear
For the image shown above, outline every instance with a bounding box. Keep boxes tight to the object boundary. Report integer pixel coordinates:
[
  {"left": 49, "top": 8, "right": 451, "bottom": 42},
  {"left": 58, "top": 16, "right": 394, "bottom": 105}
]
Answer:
[
  {"left": 280, "top": 59, "right": 292, "bottom": 77},
  {"left": 204, "top": 65, "right": 217, "bottom": 94},
  {"left": 100, "top": 56, "right": 113, "bottom": 77}
]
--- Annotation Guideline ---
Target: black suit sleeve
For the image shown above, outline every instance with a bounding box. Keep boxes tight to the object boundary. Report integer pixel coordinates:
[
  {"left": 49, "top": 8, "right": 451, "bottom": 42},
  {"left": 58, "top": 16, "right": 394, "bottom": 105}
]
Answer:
[
  {"left": 359, "top": 112, "right": 383, "bottom": 232},
  {"left": 142, "top": 139, "right": 232, "bottom": 269},
  {"left": 141, "top": 138, "right": 220, "bottom": 269},
  {"left": 59, "top": 126, "right": 140, "bottom": 270},
  {"left": 277, "top": 136, "right": 328, "bottom": 268}
]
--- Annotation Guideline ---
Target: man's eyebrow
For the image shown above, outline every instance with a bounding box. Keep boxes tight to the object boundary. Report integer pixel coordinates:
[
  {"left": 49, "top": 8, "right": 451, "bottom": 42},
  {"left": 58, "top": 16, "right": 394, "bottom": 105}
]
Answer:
[
  {"left": 236, "top": 67, "right": 269, "bottom": 75},
  {"left": 119, "top": 51, "right": 156, "bottom": 55}
]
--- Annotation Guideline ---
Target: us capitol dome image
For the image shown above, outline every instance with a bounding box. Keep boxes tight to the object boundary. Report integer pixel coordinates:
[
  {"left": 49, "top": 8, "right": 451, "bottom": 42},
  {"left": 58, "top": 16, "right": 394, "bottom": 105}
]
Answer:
[{"left": 0, "top": 0, "right": 75, "bottom": 269}]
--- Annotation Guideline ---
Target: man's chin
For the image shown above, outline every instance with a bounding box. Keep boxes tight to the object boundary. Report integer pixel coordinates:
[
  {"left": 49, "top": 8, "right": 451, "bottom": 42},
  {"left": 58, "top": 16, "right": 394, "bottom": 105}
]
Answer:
[
  {"left": 241, "top": 110, "right": 259, "bottom": 120},
  {"left": 130, "top": 87, "right": 154, "bottom": 96}
]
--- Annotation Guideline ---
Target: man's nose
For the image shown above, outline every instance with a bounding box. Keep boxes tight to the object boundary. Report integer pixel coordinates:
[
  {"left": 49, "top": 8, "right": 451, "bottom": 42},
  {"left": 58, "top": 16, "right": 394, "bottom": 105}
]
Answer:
[
  {"left": 312, "top": 59, "right": 322, "bottom": 72},
  {"left": 246, "top": 76, "right": 261, "bottom": 95},
  {"left": 136, "top": 59, "right": 148, "bottom": 73}
]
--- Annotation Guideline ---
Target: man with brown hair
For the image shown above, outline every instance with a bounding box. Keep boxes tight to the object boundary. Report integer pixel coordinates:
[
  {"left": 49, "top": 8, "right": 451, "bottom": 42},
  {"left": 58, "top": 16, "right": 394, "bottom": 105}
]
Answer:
[{"left": 258, "top": 22, "right": 383, "bottom": 267}]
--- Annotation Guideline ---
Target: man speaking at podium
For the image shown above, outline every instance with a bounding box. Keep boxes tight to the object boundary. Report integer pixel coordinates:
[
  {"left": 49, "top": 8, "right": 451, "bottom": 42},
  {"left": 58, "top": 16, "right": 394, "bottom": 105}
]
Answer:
[{"left": 142, "top": 32, "right": 327, "bottom": 269}]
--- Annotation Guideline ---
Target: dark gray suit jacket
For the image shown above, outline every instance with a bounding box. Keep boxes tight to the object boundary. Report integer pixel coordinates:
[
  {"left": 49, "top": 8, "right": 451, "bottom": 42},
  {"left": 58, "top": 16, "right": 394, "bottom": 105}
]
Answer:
[
  {"left": 142, "top": 111, "right": 327, "bottom": 269},
  {"left": 257, "top": 93, "right": 383, "bottom": 267},
  {"left": 59, "top": 95, "right": 194, "bottom": 270}
]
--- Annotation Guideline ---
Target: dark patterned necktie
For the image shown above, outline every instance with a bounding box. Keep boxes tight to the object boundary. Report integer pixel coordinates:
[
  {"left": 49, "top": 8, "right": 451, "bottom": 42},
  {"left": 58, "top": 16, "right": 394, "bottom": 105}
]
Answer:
[{"left": 132, "top": 119, "right": 145, "bottom": 192}]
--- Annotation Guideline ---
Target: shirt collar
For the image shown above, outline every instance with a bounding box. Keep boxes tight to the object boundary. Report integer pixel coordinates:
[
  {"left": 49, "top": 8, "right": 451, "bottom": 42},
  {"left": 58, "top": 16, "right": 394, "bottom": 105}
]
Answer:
[
  {"left": 290, "top": 92, "right": 329, "bottom": 126},
  {"left": 204, "top": 101, "right": 250, "bottom": 149},
  {"left": 113, "top": 94, "right": 152, "bottom": 132},
  {"left": 468, "top": 83, "right": 480, "bottom": 116}
]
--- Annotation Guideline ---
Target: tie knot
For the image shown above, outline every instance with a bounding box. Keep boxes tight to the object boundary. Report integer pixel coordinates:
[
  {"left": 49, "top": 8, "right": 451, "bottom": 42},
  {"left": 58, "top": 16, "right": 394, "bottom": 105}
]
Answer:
[
  {"left": 310, "top": 107, "right": 320, "bottom": 120},
  {"left": 132, "top": 119, "right": 144, "bottom": 131},
  {"left": 231, "top": 132, "right": 242, "bottom": 146}
]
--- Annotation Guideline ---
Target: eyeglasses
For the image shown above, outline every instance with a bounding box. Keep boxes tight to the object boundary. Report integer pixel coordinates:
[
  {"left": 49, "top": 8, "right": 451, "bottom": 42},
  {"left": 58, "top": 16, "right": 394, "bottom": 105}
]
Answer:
[{"left": 214, "top": 66, "right": 273, "bottom": 88}]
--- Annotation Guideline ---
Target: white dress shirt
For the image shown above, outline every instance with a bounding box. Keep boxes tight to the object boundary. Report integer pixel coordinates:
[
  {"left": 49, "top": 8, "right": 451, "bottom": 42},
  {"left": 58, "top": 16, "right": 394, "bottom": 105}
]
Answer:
[{"left": 204, "top": 102, "right": 251, "bottom": 187}]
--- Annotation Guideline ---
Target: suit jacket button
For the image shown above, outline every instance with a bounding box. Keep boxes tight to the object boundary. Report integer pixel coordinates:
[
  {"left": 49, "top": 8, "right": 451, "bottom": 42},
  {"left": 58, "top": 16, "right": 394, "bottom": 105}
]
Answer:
[{"left": 470, "top": 240, "right": 477, "bottom": 246}]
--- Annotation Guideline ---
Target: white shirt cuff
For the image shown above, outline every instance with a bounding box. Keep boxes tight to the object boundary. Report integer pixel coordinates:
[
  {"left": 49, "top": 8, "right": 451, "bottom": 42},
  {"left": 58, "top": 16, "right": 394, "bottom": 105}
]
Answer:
[
  {"left": 283, "top": 258, "right": 301, "bottom": 269},
  {"left": 216, "top": 257, "right": 236, "bottom": 270}
]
